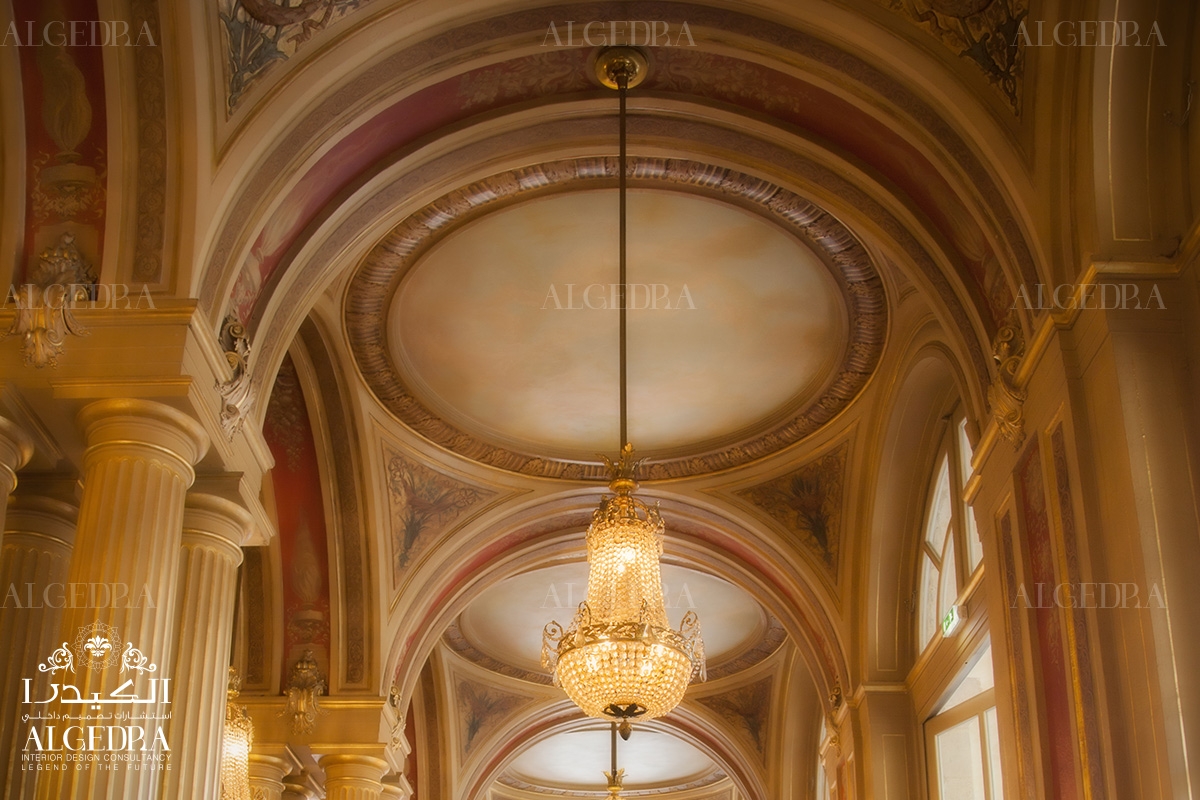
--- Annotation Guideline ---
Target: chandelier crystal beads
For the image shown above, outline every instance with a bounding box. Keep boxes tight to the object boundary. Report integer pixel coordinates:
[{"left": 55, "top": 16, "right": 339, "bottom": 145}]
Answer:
[{"left": 542, "top": 445, "right": 705, "bottom": 721}]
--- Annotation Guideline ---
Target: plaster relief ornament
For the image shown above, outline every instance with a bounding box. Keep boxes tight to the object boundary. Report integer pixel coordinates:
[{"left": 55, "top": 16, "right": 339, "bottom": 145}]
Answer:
[
  {"left": 280, "top": 649, "right": 327, "bottom": 734},
  {"left": 5, "top": 233, "right": 94, "bottom": 368},
  {"left": 988, "top": 324, "right": 1027, "bottom": 446},
  {"left": 217, "top": 314, "right": 256, "bottom": 439}
]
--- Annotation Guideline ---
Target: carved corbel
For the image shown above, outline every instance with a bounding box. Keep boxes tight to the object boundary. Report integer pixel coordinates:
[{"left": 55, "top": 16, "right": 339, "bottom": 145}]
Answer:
[
  {"left": 5, "top": 233, "right": 94, "bottom": 368},
  {"left": 988, "top": 324, "right": 1027, "bottom": 446},
  {"left": 216, "top": 314, "right": 255, "bottom": 439},
  {"left": 279, "top": 649, "right": 327, "bottom": 735}
]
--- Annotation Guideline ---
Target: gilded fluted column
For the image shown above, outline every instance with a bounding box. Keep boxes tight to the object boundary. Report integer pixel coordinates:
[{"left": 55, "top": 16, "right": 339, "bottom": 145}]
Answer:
[
  {"left": 162, "top": 492, "right": 252, "bottom": 799},
  {"left": 0, "top": 416, "right": 34, "bottom": 538},
  {"left": 318, "top": 754, "right": 388, "bottom": 800},
  {"left": 0, "top": 491, "right": 76, "bottom": 799},
  {"left": 38, "top": 398, "right": 209, "bottom": 800},
  {"left": 248, "top": 753, "right": 289, "bottom": 800}
]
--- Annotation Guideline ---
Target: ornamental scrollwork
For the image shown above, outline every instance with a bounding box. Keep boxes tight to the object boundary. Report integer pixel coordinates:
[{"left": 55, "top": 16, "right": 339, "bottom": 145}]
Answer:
[
  {"left": 279, "top": 649, "right": 327, "bottom": 734},
  {"left": 5, "top": 233, "right": 94, "bottom": 368},
  {"left": 216, "top": 313, "right": 256, "bottom": 439},
  {"left": 120, "top": 641, "right": 157, "bottom": 674},
  {"left": 37, "top": 643, "right": 75, "bottom": 675},
  {"left": 988, "top": 324, "right": 1027, "bottom": 446}
]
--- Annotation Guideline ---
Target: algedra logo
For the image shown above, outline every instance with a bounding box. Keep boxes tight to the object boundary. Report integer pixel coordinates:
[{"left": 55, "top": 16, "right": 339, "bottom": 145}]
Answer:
[
  {"left": 1, "top": 20, "right": 157, "bottom": 47},
  {"left": 20, "top": 622, "right": 171, "bottom": 773},
  {"left": 542, "top": 20, "right": 695, "bottom": 47}
]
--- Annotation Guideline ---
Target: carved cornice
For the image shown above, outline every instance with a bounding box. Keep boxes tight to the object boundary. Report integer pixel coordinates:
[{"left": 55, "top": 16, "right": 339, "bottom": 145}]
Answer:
[{"left": 346, "top": 157, "right": 886, "bottom": 480}]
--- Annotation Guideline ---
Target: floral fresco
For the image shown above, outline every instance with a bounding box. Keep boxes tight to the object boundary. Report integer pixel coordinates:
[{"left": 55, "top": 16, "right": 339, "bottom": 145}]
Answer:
[
  {"left": 455, "top": 679, "right": 525, "bottom": 756},
  {"left": 736, "top": 442, "right": 848, "bottom": 572},
  {"left": 219, "top": 0, "right": 374, "bottom": 112},
  {"left": 384, "top": 448, "right": 494, "bottom": 586}
]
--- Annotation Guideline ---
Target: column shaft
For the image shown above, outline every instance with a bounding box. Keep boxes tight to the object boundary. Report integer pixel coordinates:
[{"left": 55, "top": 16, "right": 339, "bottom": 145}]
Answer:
[
  {"left": 37, "top": 399, "right": 208, "bottom": 800},
  {"left": 0, "top": 495, "right": 75, "bottom": 799},
  {"left": 0, "top": 415, "right": 35, "bottom": 539},
  {"left": 161, "top": 494, "right": 251, "bottom": 799}
]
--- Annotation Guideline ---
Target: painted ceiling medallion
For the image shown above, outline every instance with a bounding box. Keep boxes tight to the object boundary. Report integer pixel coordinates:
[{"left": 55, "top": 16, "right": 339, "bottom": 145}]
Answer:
[{"left": 346, "top": 157, "right": 885, "bottom": 480}]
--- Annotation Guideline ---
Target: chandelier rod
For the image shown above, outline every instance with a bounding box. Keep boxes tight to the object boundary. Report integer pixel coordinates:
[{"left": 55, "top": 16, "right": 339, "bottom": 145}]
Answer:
[
  {"left": 618, "top": 71, "right": 629, "bottom": 450},
  {"left": 611, "top": 720, "right": 618, "bottom": 776}
]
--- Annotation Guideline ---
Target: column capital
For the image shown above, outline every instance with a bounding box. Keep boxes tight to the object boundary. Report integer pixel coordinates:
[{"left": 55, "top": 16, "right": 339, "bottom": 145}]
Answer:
[
  {"left": 249, "top": 753, "right": 289, "bottom": 799},
  {"left": 319, "top": 753, "right": 389, "bottom": 795},
  {"left": 77, "top": 398, "right": 210, "bottom": 479},
  {"left": 5, "top": 484, "right": 78, "bottom": 548},
  {"left": 183, "top": 491, "right": 254, "bottom": 555},
  {"left": 319, "top": 753, "right": 390, "bottom": 774},
  {"left": 0, "top": 416, "right": 33, "bottom": 496}
]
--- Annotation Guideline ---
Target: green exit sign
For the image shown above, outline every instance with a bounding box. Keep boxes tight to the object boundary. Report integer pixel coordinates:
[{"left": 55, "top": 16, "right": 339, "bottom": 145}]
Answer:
[{"left": 941, "top": 605, "right": 965, "bottom": 637}]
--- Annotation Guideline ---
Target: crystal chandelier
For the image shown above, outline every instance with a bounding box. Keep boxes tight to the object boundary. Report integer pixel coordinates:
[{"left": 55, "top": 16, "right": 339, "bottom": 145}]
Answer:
[
  {"left": 540, "top": 48, "right": 705, "bottom": 739},
  {"left": 221, "top": 667, "right": 253, "bottom": 800}
]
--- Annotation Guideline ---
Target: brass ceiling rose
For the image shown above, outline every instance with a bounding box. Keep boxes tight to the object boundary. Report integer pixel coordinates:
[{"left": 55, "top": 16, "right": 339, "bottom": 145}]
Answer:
[{"left": 595, "top": 47, "right": 649, "bottom": 90}]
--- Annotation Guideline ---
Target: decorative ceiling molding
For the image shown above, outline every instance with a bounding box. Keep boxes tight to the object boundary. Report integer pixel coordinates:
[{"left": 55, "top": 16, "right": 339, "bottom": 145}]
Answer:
[
  {"left": 130, "top": 0, "right": 167, "bottom": 284},
  {"left": 347, "top": 156, "right": 886, "bottom": 480},
  {"left": 443, "top": 623, "right": 553, "bottom": 687}
]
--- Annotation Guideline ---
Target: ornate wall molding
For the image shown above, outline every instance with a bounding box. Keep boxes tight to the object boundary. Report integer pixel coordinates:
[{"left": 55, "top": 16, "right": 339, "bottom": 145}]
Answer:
[
  {"left": 5, "top": 233, "right": 94, "bottom": 368},
  {"left": 299, "top": 318, "right": 369, "bottom": 686},
  {"left": 217, "top": 314, "right": 255, "bottom": 439},
  {"left": 988, "top": 323, "right": 1026, "bottom": 446},
  {"left": 130, "top": 0, "right": 167, "bottom": 283},
  {"left": 347, "top": 157, "right": 886, "bottom": 481}
]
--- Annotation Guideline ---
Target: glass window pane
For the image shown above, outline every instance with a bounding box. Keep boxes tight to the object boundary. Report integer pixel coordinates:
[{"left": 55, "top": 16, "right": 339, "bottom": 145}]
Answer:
[
  {"left": 956, "top": 418, "right": 975, "bottom": 483},
  {"left": 925, "top": 456, "right": 952, "bottom": 548},
  {"left": 957, "top": 419, "right": 984, "bottom": 570},
  {"left": 919, "top": 553, "right": 940, "bottom": 647},
  {"left": 940, "top": 642, "right": 995, "bottom": 713},
  {"left": 965, "top": 505, "right": 983, "bottom": 571},
  {"left": 939, "top": 533, "right": 958, "bottom": 621},
  {"left": 985, "top": 707, "right": 1004, "bottom": 800},
  {"left": 935, "top": 717, "right": 987, "bottom": 800}
]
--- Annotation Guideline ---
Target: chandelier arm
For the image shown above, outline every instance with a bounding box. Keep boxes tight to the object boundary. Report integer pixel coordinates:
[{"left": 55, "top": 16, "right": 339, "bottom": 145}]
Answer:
[{"left": 618, "top": 76, "right": 628, "bottom": 449}]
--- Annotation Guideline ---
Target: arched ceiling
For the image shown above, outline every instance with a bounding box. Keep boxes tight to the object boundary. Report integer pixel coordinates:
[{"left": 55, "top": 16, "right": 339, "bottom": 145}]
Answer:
[
  {"left": 194, "top": 0, "right": 1046, "bottom": 424},
  {"left": 178, "top": 3, "right": 1063, "bottom": 799}
]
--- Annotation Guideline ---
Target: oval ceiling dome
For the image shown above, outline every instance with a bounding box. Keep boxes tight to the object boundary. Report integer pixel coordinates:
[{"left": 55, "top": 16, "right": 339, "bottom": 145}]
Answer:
[{"left": 389, "top": 188, "right": 846, "bottom": 462}]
